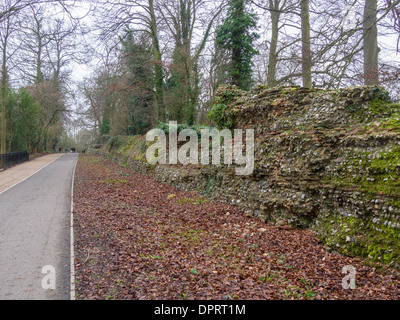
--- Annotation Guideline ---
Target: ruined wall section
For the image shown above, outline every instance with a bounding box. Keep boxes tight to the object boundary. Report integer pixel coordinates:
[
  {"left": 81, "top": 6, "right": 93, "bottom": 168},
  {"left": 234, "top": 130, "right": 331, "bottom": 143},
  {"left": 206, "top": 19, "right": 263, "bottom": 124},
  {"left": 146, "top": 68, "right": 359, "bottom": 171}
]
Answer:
[{"left": 96, "top": 85, "right": 400, "bottom": 268}]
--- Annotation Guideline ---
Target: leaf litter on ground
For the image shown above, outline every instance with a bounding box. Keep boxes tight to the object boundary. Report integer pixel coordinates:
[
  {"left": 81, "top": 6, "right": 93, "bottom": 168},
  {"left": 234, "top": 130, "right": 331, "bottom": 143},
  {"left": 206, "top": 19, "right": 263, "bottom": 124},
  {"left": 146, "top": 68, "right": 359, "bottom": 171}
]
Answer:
[{"left": 73, "top": 154, "right": 400, "bottom": 300}]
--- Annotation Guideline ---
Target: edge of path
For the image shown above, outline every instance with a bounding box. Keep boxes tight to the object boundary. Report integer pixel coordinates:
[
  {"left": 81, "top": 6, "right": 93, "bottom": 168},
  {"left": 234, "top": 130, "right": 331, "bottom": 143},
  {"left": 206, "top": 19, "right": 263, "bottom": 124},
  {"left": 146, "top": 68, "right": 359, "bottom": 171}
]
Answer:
[{"left": 70, "top": 155, "right": 78, "bottom": 300}]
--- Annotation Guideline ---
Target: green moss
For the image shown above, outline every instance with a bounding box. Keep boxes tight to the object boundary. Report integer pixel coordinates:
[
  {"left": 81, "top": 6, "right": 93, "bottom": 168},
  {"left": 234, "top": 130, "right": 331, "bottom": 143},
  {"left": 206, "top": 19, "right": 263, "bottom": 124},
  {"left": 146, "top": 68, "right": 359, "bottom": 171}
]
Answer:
[
  {"left": 332, "top": 147, "right": 400, "bottom": 197},
  {"left": 368, "top": 86, "right": 392, "bottom": 103},
  {"left": 156, "top": 122, "right": 213, "bottom": 138},
  {"left": 98, "top": 179, "right": 128, "bottom": 184},
  {"left": 120, "top": 136, "right": 142, "bottom": 153},
  {"left": 279, "top": 87, "right": 300, "bottom": 95},
  {"left": 121, "top": 155, "right": 128, "bottom": 168},
  {"left": 106, "top": 135, "right": 149, "bottom": 164},
  {"left": 345, "top": 87, "right": 399, "bottom": 123},
  {"left": 380, "top": 115, "right": 400, "bottom": 132},
  {"left": 345, "top": 103, "right": 363, "bottom": 113},
  {"left": 315, "top": 213, "right": 400, "bottom": 268},
  {"left": 140, "top": 140, "right": 147, "bottom": 154},
  {"left": 320, "top": 144, "right": 400, "bottom": 268}
]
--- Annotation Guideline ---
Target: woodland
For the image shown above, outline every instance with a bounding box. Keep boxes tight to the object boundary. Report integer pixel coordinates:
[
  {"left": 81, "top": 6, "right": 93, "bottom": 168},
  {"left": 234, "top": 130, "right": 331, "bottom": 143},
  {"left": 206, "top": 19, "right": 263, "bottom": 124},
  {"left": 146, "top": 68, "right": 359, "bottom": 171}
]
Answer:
[
  {"left": 2, "top": 0, "right": 400, "bottom": 301},
  {"left": 0, "top": 0, "right": 399, "bottom": 153}
]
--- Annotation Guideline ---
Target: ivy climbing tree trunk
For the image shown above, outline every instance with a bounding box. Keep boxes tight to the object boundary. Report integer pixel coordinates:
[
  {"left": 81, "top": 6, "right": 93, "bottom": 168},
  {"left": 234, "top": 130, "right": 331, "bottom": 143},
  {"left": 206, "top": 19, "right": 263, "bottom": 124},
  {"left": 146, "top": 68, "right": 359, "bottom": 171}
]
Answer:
[
  {"left": 160, "top": 0, "right": 225, "bottom": 125},
  {"left": 149, "top": 0, "right": 166, "bottom": 123},
  {"left": 215, "top": 0, "right": 259, "bottom": 91}
]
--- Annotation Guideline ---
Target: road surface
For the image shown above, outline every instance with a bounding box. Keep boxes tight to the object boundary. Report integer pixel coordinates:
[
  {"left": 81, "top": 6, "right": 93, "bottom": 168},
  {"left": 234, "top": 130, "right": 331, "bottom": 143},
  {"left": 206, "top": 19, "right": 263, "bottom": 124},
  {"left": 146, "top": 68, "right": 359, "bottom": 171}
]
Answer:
[{"left": 0, "top": 153, "right": 78, "bottom": 300}]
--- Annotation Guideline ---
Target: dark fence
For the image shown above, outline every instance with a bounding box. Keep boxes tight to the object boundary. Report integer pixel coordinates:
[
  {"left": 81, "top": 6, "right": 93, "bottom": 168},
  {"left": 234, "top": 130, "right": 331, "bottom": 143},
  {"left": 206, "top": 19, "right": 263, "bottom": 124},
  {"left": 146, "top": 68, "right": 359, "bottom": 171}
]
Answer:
[{"left": 0, "top": 151, "right": 29, "bottom": 170}]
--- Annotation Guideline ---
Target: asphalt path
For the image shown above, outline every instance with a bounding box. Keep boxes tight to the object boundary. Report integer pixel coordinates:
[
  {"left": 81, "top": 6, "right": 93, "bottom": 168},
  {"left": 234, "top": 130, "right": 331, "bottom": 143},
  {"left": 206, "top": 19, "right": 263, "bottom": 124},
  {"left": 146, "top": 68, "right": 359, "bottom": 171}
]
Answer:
[{"left": 0, "top": 153, "right": 78, "bottom": 300}]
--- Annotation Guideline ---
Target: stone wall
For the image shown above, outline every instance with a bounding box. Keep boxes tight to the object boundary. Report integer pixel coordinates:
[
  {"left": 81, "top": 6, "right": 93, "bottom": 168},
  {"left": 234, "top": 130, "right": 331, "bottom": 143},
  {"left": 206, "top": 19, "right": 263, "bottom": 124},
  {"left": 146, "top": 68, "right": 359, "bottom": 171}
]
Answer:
[{"left": 95, "top": 85, "right": 400, "bottom": 269}]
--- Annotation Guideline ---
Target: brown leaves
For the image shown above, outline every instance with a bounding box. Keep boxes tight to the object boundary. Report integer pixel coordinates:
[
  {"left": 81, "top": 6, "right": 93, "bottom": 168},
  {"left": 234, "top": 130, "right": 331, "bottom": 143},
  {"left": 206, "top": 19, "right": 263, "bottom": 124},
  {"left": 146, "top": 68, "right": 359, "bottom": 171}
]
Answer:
[{"left": 73, "top": 155, "right": 400, "bottom": 300}]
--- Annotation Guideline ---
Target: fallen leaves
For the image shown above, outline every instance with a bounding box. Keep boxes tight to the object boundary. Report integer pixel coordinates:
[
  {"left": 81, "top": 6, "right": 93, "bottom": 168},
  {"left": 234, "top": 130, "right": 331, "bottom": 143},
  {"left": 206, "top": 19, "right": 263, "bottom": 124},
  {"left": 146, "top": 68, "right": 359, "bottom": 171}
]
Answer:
[{"left": 73, "top": 155, "right": 400, "bottom": 300}]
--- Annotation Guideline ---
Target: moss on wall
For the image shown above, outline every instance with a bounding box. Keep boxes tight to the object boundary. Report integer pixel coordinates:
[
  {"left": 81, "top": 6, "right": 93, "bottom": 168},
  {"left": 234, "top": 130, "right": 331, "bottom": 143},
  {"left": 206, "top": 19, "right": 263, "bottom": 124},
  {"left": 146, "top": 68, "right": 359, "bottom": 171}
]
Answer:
[{"left": 314, "top": 211, "right": 400, "bottom": 268}]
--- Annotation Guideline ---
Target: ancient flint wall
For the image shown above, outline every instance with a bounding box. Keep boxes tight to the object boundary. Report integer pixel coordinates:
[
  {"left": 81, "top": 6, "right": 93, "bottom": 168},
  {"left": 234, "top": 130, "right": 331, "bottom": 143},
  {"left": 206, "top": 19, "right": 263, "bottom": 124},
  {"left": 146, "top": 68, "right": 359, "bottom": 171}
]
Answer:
[{"left": 98, "top": 85, "right": 400, "bottom": 268}]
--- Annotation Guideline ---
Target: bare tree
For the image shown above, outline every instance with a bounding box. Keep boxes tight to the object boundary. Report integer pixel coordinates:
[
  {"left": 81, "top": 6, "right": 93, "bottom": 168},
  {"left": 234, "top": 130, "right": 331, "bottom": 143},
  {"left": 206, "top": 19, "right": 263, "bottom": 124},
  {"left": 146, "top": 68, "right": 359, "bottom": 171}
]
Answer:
[
  {"left": 16, "top": 4, "right": 53, "bottom": 83},
  {"left": 158, "top": 0, "right": 226, "bottom": 124},
  {"left": 46, "top": 17, "right": 87, "bottom": 85},
  {"left": 0, "top": 14, "right": 10, "bottom": 154},
  {"left": 252, "top": 0, "right": 300, "bottom": 87},
  {"left": 95, "top": 0, "right": 167, "bottom": 122},
  {"left": 0, "top": 0, "right": 20, "bottom": 154}
]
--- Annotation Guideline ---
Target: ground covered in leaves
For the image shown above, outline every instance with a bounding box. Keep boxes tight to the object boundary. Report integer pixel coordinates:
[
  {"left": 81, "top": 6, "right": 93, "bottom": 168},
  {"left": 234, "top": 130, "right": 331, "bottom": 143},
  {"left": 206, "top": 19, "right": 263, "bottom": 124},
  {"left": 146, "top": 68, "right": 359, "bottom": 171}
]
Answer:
[{"left": 73, "top": 154, "right": 400, "bottom": 300}]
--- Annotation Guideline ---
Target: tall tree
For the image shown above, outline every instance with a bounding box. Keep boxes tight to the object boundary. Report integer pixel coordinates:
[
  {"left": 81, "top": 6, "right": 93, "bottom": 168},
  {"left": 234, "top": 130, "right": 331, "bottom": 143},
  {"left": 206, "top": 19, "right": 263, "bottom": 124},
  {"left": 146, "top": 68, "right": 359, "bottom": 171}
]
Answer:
[
  {"left": 0, "top": 0, "right": 16, "bottom": 154},
  {"left": 300, "top": 0, "right": 312, "bottom": 88},
  {"left": 120, "top": 31, "right": 155, "bottom": 135},
  {"left": 163, "top": 0, "right": 194, "bottom": 124},
  {"left": 266, "top": 0, "right": 282, "bottom": 87},
  {"left": 160, "top": 0, "right": 225, "bottom": 125},
  {"left": 46, "top": 17, "right": 86, "bottom": 85},
  {"left": 18, "top": 4, "right": 51, "bottom": 83},
  {"left": 96, "top": 0, "right": 167, "bottom": 123},
  {"left": 149, "top": 0, "right": 166, "bottom": 123},
  {"left": 28, "top": 79, "right": 67, "bottom": 152},
  {"left": 215, "top": 0, "right": 259, "bottom": 91},
  {"left": 82, "top": 69, "right": 111, "bottom": 139},
  {"left": 7, "top": 87, "right": 41, "bottom": 153},
  {"left": 363, "top": 0, "right": 379, "bottom": 85},
  {"left": 0, "top": 1, "right": 89, "bottom": 152},
  {"left": 251, "top": 0, "right": 301, "bottom": 87}
]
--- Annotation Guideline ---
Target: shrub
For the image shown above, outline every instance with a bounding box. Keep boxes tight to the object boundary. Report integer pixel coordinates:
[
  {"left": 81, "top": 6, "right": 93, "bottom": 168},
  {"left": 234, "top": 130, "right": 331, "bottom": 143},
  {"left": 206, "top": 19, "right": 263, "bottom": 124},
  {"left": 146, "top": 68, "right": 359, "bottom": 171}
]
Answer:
[{"left": 108, "top": 135, "right": 125, "bottom": 151}]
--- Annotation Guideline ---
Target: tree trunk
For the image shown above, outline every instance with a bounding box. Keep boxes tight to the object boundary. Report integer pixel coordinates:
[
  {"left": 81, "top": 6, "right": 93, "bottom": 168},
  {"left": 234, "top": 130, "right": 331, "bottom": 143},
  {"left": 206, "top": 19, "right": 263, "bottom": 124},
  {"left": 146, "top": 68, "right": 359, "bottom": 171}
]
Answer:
[
  {"left": 35, "top": 17, "right": 43, "bottom": 83},
  {"left": 1, "top": 64, "right": 6, "bottom": 155},
  {"left": 267, "top": 0, "right": 280, "bottom": 88},
  {"left": 300, "top": 0, "right": 312, "bottom": 88},
  {"left": 181, "top": 0, "right": 196, "bottom": 125},
  {"left": 1, "top": 32, "right": 8, "bottom": 155},
  {"left": 363, "top": 0, "right": 379, "bottom": 85},
  {"left": 149, "top": 0, "right": 166, "bottom": 123}
]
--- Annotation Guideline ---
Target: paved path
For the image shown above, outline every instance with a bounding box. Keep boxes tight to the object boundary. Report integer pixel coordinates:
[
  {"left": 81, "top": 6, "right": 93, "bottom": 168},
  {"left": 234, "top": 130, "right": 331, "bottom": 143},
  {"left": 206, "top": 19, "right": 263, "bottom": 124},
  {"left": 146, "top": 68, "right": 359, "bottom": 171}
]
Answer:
[
  {"left": 0, "top": 153, "right": 62, "bottom": 194},
  {"left": 0, "top": 153, "right": 78, "bottom": 300}
]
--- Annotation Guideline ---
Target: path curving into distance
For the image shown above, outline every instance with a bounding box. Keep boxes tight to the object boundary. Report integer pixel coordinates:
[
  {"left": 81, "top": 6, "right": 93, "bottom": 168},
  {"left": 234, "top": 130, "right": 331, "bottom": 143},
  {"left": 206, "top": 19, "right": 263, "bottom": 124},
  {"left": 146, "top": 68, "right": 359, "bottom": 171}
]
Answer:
[{"left": 0, "top": 153, "right": 78, "bottom": 300}]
